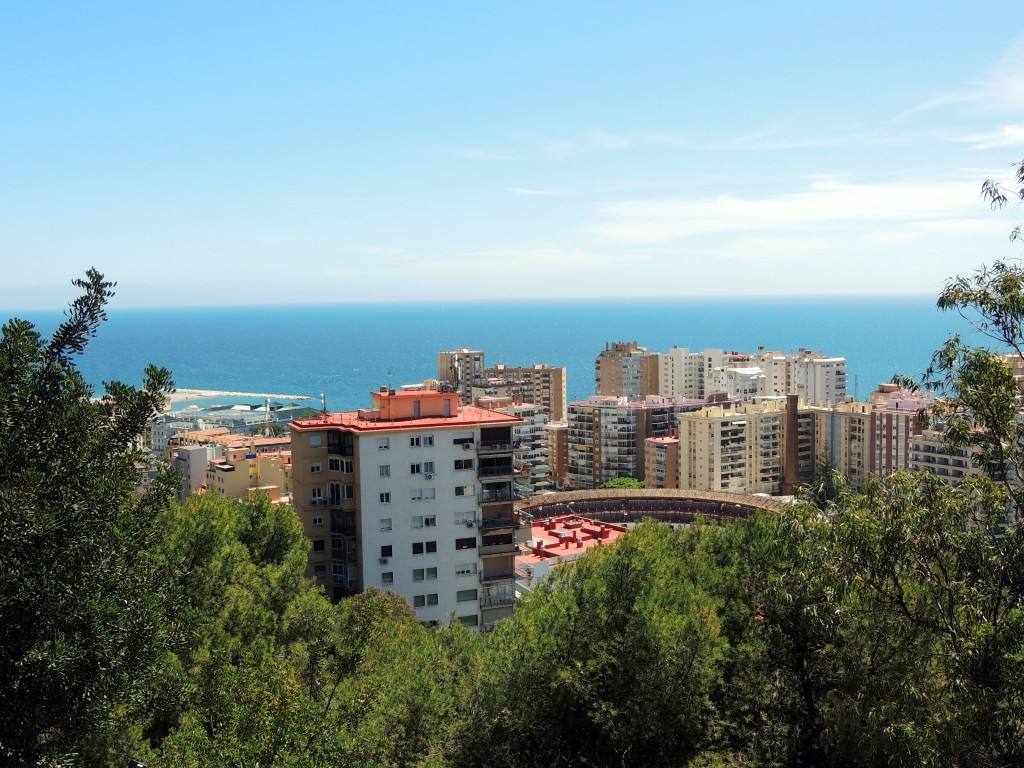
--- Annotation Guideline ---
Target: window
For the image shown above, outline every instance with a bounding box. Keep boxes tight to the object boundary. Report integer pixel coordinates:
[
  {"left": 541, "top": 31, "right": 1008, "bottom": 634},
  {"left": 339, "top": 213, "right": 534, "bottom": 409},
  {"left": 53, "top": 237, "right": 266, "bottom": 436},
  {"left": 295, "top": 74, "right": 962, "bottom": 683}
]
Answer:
[
  {"left": 409, "top": 436, "right": 421, "bottom": 447},
  {"left": 380, "top": 518, "right": 392, "bottom": 532},
  {"left": 313, "top": 564, "right": 326, "bottom": 579},
  {"left": 458, "top": 614, "right": 479, "bottom": 627},
  {"left": 378, "top": 437, "right": 390, "bottom": 450},
  {"left": 412, "top": 516, "right": 423, "bottom": 529},
  {"left": 310, "top": 462, "right": 322, "bottom": 473},
  {"left": 311, "top": 487, "right": 322, "bottom": 502},
  {"left": 381, "top": 545, "right": 393, "bottom": 558},
  {"left": 455, "top": 484, "right": 475, "bottom": 497},
  {"left": 379, "top": 465, "right": 390, "bottom": 478},
  {"left": 423, "top": 461, "right": 435, "bottom": 474},
  {"left": 457, "top": 589, "right": 478, "bottom": 602},
  {"left": 343, "top": 484, "right": 354, "bottom": 499},
  {"left": 427, "top": 593, "right": 438, "bottom": 606},
  {"left": 379, "top": 492, "right": 391, "bottom": 504},
  {"left": 453, "top": 435, "right": 473, "bottom": 445},
  {"left": 381, "top": 572, "right": 394, "bottom": 586},
  {"left": 309, "top": 435, "right": 321, "bottom": 447},
  {"left": 329, "top": 458, "right": 352, "bottom": 472},
  {"left": 455, "top": 563, "right": 477, "bottom": 577},
  {"left": 412, "top": 542, "right": 424, "bottom": 555},
  {"left": 455, "top": 459, "right": 473, "bottom": 470},
  {"left": 410, "top": 489, "right": 423, "bottom": 502},
  {"left": 332, "top": 563, "right": 345, "bottom": 584},
  {"left": 312, "top": 539, "right": 325, "bottom": 552},
  {"left": 426, "top": 567, "right": 437, "bottom": 580},
  {"left": 423, "top": 435, "right": 434, "bottom": 446},
  {"left": 413, "top": 568, "right": 425, "bottom": 581},
  {"left": 413, "top": 595, "right": 426, "bottom": 608},
  {"left": 424, "top": 488, "right": 436, "bottom": 501},
  {"left": 410, "top": 463, "right": 422, "bottom": 475},
  {"left": 424, "top": 515, "right": 436, "bottom": 527},
  {"left": 455, "top": 537, "right": 477, "bottom": 550},
  {"left": 426, "top": 540, "right": 437, "bottom": 554},
  {"left": 312, "top": 515, "right": 324, "bottom": 527}
]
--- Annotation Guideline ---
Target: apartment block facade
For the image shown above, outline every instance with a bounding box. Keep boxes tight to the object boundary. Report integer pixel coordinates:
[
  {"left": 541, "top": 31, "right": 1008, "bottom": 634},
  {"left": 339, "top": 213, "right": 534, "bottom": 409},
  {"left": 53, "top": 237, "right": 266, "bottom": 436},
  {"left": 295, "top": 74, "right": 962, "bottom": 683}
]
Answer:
[
  {"left": 594, "top": 341, "right": 660, "bottom": 400},
  {"left": 566, "top": 394, "right": 715, "bottom": 488},
  {"left": 438, "top": 348, "right": 486, "bottom": 405},
  {"left": 290, "top": 388, "right": 524, "bottom": 630},
  {"left": 675, "top": 399, "right": 816, "bottom": 495},
  {"left": 480, "top": 363, "right": 568, "bottom": 421}
]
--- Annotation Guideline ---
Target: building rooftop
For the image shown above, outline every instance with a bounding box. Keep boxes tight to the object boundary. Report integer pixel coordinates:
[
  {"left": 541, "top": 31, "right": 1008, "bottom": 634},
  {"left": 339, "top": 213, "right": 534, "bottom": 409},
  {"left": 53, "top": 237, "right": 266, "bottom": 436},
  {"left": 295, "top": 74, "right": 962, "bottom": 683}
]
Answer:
[
  {"left": 518, "top": 514, "right": 629, "bottom": 566},
  {"left": 291, "top": 389, "right": 522, "bottom": 433}
]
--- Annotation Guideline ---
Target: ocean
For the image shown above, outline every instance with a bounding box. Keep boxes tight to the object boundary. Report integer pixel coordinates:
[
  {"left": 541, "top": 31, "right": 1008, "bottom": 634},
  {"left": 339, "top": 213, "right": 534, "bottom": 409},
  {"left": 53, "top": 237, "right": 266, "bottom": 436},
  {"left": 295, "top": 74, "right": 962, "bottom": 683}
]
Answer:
[{"left": 10, "top": 295, "right": 977, "bottom": 412}]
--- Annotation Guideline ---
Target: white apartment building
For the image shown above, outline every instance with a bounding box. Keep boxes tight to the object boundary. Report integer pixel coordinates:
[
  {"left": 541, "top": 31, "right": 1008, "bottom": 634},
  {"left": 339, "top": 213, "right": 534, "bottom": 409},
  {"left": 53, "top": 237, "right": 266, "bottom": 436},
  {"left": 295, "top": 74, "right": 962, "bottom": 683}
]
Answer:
[
  {"left": 704, "top": 347, "right": 848, "bottom": 404},
  {"left": 291, "top": 388, "right": 524, "bottom": 631}
]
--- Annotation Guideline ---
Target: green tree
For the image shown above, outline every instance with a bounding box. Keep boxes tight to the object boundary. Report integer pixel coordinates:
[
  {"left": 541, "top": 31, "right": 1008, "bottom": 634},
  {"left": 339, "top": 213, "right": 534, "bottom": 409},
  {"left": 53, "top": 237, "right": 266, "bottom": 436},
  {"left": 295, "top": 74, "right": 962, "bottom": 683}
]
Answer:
[
  {"left": 483, "top": 522, "right": 726, "bottom": 768},
  {"left": 600, "top": 477, "right": 645, "bottom": 489},
  {"left": 0, "top": 270, "right": 174, "bottom": 765}
]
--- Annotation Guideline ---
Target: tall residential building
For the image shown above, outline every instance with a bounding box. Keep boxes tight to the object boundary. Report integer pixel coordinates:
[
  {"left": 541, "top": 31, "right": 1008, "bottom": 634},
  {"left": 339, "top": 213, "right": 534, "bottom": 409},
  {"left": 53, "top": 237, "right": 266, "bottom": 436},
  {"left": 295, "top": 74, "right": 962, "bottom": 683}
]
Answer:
[
  {"left": 662, "top": 347, "right": 707, "bottom": 398},
  {"left": 475, "top": 396, "right": 553, "bottom": 497},
  {"left": 910, "top": 427, "right": 982, "bottom": 484},
  {"left": 545, "top": 421, "right": 569, "bottom": 489},
  {"left": 676, "top": 398, "right": 816, "bottom": 495},
  {"left": 645, "top": 436, "right": 680, "bottom": 489},
  {"left": 438, "top": 348, "right": 486, "bottom": 405},
  {"left": 810, "top": 401, "right": 872, "bottom": 490},
  {"left": 704, "top": 347, "right": 848, "bottom": 404},
  {"left": 595, "top": 341, "right": 660, "bottom": 400},
  {"left": 869, "top": 387, "right": 934, "bottom": 475},
  {"left": 481, "top": 364, "right": 568, "bottom": 421},
  {"left": 290, "top": 388, "right": 524, "bottom": 630},
  {"left": 566, "top": 394, "right": 718, "bottom": 488}
]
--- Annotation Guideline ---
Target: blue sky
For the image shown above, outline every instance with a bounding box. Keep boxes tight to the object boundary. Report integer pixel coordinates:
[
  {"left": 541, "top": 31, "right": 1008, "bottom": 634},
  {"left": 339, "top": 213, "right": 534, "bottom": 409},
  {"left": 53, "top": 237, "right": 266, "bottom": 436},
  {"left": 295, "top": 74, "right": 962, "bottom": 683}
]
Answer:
[{"left": 2, "top": 3, "right": 1023, "bottom": 309}]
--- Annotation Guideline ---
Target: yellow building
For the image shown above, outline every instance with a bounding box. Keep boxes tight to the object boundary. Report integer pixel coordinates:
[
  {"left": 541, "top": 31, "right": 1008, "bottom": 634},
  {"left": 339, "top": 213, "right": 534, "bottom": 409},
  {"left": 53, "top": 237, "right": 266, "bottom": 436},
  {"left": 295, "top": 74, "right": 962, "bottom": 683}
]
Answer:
[{"left": 206, "top": 449, "right": 292, "bottom": 502}]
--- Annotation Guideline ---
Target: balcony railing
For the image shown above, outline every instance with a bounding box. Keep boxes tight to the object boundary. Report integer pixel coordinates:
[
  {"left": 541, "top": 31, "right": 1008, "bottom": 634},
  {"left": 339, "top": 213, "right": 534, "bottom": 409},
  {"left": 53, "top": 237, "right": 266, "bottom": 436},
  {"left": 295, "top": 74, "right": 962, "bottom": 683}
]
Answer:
[
  {"left": 479, "top": 489, "right": 513, "bottom": 504},
  {"left": 480, "top": 543, "right": 523, "bottom": 557},
  {"left": 478, "top": 441, "right": 513, "bottom": 454},
  {"left": 478, "top": 466, "right": 514, "bottom": 478},
  {"left": 480, "top": 594, "right": 516, "bottom": 609},
  {"left": 480, "top": 570, "right": 517, "bottom": 583},
  {"left": 478, "top": 516, "right": 520, "bottom": 531}
]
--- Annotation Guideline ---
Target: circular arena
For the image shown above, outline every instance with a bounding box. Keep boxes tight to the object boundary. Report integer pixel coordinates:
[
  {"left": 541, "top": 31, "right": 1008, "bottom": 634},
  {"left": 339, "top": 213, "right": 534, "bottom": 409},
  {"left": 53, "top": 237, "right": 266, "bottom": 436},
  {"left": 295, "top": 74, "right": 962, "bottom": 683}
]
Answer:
[{"left": 516, "top": 488, "right": 787, "bottom": 526}]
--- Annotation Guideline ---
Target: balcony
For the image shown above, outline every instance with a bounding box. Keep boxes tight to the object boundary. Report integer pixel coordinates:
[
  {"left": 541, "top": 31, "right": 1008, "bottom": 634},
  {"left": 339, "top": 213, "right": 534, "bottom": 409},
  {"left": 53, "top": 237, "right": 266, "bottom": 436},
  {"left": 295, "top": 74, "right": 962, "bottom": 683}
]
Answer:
[
  {"left": 480, "top": 570, "right": 517, "bottom": 583},
  {"left": 478, "top": 441, "right": 513, "bottom": 454},
  {"left": 478, "top": 516, "right": 520, "bottom": 531},
  {"left": 480, "top": 594, "right": 516, "bottom": 609},
  {"left": 480, "top": 542, "right": 523, "bottom": 558},
  {"left": 479, "top": 488, "right": 513, "bottom": 504},
  {"left": 478, "top": 465, "right": 514, "bottom": 478}
]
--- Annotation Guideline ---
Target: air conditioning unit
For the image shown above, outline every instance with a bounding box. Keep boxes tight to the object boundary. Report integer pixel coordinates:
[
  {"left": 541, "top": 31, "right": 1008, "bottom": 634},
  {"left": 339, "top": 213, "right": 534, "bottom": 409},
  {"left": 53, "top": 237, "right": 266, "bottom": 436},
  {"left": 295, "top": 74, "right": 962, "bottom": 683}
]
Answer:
[
  {"left": 463, "top": 443, "right": 472, "bottom": 450},
  {"left": 378, "top": 557, "right": 390, "bottom": 564},
  {"left": 465, "top": 519, "right": 475, "bottom": 527},
  {"left": 425, "top": 473, "right": 433, "bottom": 480}
]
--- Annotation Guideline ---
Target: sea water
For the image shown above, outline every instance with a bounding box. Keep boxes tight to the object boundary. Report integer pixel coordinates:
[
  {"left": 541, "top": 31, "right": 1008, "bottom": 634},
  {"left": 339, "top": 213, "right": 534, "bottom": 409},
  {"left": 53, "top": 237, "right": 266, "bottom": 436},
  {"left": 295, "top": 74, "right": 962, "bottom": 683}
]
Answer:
[{"left": 10, "top": 295, "right": 977, "bottom": 412}]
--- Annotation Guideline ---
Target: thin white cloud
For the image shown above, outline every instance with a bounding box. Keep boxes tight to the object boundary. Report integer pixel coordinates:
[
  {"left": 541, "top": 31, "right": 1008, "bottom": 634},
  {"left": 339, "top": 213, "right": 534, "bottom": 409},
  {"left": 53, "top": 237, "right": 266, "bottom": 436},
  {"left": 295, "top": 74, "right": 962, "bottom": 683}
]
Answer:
[
  {"left": 713, "top": 236, "right": 836, "bottom": 262},
  {"left": 906, "top": 37, "right": 1024, "bottom": 116},
  {"left": 955, "top": 124, "right": 1024, "bottom": 149},
  {"left": 585, "top": 179, "right": 978, "bottom": 244}
]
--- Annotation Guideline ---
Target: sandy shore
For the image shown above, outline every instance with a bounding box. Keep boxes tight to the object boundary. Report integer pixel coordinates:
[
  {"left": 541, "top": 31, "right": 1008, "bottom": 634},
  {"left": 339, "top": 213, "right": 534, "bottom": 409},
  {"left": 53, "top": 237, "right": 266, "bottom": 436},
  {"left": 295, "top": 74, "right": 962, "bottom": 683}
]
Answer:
[{"left": 164, "top": 389, "right": 314, "bottom": 407}]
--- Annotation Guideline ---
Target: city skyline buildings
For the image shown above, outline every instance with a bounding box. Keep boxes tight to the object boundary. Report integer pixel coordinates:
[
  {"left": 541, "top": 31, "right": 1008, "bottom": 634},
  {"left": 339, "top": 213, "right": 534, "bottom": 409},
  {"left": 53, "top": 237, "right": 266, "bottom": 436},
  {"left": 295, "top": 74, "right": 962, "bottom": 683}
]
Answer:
[{"left": 2, "top": 5, "right": 1023, "bottom": 310}]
